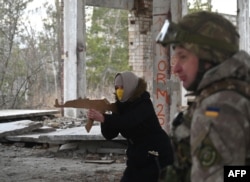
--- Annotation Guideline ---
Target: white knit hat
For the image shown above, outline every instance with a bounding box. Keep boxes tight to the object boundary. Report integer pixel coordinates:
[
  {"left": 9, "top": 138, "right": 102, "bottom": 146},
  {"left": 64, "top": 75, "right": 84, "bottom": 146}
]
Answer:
[{"left": 114, "top": 71, "right": 139, "bottom": 102}]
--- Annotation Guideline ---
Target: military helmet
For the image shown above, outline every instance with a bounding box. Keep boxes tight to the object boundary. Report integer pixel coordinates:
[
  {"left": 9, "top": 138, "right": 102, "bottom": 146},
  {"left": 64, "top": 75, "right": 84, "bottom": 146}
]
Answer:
[{"left": 156, "top": 11, "right": 239, "bottom": 64}]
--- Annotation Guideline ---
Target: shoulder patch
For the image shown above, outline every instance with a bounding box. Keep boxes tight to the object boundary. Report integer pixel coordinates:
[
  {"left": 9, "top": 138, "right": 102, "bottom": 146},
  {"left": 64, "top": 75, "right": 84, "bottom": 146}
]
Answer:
[
  {"left": 196, "top": 136, "right": 221, "bottom": 168},
  {"left": 199, "top": 145, "right": 217, "bottom": 167},
  {"left": 205, "top": 107, "right": 220, "bottom": 118}
]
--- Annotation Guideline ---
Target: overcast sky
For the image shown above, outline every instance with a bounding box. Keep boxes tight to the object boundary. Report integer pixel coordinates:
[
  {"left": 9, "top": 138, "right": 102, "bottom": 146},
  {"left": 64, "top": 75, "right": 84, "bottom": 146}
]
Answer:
[{"left": 212, "top": 0, "right": 237, "bottom": 15}]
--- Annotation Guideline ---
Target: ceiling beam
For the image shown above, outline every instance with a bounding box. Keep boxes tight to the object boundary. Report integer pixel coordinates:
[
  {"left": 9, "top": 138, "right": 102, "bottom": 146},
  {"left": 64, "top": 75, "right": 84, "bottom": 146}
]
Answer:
[{"left": 86, "top": 0, "right": 134, "bottom": 10}]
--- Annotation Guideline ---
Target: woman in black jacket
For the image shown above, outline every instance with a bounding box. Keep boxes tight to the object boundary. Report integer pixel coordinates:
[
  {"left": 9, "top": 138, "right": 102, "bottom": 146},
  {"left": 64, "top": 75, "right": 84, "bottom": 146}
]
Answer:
[{"left": 87, "top": 71, "right": 173, "bottom": 182}]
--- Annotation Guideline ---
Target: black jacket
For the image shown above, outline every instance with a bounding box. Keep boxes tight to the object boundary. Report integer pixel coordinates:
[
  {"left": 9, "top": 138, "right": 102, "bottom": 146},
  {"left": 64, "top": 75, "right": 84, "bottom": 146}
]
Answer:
[{"left": 101, "top": 78, "right": 173, "bottom": 181}]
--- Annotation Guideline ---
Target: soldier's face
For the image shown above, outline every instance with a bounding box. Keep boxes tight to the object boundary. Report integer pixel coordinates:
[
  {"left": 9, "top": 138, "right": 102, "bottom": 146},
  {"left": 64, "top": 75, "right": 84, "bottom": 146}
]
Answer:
[{"left": 173, "top": 46, "right": 199, "bottom": 90}]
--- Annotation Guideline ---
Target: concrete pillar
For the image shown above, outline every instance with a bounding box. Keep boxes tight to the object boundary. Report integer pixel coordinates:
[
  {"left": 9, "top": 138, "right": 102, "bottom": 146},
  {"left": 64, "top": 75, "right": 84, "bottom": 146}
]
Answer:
[
  {"left": 152, "top": 0, "right": 171, "bottom": 133},
  {"left": 152, "top": 0, "right": 186, "bottom": 134},
  {"left": 63, "top": 0, "right": 86, "bottom": 117},
  {"left": 237, "top": 0, "right": 249, "bottom": 53}
]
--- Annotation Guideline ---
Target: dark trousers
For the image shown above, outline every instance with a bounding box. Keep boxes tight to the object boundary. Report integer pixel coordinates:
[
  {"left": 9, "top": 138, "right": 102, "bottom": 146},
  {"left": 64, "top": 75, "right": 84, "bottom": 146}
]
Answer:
[{"left": 120, "top": 164, "right": 160, "bottom": 182}]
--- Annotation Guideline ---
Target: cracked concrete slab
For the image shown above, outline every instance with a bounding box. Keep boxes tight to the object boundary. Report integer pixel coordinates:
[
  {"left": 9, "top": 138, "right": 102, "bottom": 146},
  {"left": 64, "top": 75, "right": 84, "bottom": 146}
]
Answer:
[
  {"left": 5, "top": 126, "right": 125, "bottom": 144},
  {"left": 0, "top": 120, "right": 43, "bottom": 138},
  {"left": 0, "top": 109, "right": 59, "bottom": 121}
]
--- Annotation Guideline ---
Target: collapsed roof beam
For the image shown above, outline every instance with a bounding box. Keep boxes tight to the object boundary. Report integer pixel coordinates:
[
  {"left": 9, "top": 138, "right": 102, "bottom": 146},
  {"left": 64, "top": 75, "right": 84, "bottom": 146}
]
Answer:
[{"left": 86, "top": 0, "right": 134, "bottom": 10}]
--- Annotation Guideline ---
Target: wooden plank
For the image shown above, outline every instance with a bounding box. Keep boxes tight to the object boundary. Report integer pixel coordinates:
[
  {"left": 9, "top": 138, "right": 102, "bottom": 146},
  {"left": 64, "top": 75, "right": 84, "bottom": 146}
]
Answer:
[
  {"left": 97, "top": 148, "right": 126, "bottom": 155},
  {"left": 84, "top": 159, "right": 115, "bottom": 164}
]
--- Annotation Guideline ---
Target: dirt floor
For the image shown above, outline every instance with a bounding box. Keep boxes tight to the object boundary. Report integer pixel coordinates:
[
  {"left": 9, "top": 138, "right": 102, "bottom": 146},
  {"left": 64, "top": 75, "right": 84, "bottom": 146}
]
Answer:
[{"left": 0, "top": 142, "right": 126, "bottom": 182}]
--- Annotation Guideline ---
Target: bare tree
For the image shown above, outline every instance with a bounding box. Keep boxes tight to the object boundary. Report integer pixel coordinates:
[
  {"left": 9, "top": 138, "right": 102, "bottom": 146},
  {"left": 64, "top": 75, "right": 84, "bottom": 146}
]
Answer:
[
  {"left": 0, "top": 0, "right": 32, "bottom": 108},
  {"left": 0, "top": 0, "right": 62, "bottom": 109}
]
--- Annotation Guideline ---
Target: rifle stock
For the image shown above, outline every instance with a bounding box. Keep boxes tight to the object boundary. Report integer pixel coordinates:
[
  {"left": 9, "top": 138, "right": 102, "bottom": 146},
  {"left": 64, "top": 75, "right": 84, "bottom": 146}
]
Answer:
[{"left": 54, "top": 98, "right": 116, "bottom": 132}]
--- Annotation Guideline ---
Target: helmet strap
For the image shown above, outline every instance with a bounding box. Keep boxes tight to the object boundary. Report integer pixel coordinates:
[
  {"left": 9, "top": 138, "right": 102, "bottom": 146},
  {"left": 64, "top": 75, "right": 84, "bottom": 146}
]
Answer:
[{"left": 186, "top": 59, "right": 208, "bottom": 91}]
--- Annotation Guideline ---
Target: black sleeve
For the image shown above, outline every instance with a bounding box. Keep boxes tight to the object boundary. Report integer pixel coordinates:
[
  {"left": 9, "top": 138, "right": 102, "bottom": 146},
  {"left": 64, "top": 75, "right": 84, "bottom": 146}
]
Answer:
[
  {"left": 101, "top": 98, "right": 156, "bottom": 135},
  {"left": 100, "top": 114, "right": 120, "bottom": 140}
]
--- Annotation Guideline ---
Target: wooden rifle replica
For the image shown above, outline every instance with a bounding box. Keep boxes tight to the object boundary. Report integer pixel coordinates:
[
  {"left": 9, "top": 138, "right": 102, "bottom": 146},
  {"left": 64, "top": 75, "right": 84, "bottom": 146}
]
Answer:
[{"left": 54, "top": 98, "right": 117, "bottom": 132}]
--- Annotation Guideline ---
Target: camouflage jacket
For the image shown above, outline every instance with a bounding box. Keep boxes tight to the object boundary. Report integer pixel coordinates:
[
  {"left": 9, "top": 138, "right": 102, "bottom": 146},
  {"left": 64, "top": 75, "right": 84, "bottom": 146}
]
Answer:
[{"left": 191, "top": 50, "right": 250, "bottom": 182}]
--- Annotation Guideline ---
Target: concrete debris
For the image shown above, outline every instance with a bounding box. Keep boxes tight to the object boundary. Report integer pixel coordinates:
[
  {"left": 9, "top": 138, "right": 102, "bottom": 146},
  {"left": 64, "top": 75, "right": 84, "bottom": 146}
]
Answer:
[
  {"left": 0, "top": 109, "right": 127, "bottom": 158},
  {"left": 59, "top": 142, "right": 79, "bottom": 151},
  {"left": 0, "top": 109, "right": 127, "bottom": 182}
]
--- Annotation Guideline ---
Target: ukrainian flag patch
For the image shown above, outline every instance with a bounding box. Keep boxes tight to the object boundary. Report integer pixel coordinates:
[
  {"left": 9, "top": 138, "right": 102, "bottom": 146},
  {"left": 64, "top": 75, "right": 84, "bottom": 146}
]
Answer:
[{"left": 205, "top": 107, "right": 220, "bottom": 117}]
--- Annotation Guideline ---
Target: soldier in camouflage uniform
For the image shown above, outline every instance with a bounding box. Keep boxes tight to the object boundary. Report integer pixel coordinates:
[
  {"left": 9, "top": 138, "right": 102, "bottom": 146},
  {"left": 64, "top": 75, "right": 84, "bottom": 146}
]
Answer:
[{"left": 156, "top": 11, "right": 250, "bottom": 182}]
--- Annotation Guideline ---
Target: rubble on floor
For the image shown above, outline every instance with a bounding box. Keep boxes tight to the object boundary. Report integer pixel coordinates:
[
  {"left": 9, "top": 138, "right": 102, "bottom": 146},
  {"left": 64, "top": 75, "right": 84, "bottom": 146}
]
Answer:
[{"left": 0, "top": 110, "right": 127, "bottom": 165}]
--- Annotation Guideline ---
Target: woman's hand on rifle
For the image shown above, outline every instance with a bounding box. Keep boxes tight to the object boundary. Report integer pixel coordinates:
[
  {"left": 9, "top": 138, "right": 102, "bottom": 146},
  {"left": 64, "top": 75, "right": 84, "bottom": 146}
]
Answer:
[{"left": 87, "top": 109, "right": 104, "bottom": 123}]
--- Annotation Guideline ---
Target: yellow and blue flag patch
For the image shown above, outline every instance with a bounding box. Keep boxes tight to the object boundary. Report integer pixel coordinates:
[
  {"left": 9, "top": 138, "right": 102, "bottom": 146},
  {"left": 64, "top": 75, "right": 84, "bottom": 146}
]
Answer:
[{"left": 205, "top": 107, "right": 220, "bottom": 117}]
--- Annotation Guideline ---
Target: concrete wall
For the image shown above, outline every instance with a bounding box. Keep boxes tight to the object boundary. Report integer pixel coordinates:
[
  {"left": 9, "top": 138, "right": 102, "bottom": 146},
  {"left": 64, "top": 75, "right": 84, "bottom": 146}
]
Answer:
[{"left": 128, "top": 0, "right": 153, "bottom": 93}]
